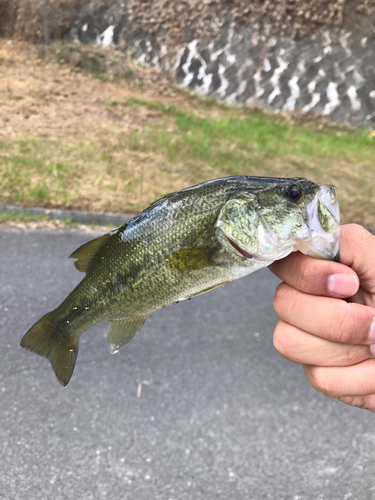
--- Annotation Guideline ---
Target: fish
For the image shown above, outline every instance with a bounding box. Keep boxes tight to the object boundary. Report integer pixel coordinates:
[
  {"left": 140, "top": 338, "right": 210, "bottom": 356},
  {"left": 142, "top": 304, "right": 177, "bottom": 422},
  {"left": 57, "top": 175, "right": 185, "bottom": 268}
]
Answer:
[{"left": 20, "top": 176, "right": 340, "bottom": 386}]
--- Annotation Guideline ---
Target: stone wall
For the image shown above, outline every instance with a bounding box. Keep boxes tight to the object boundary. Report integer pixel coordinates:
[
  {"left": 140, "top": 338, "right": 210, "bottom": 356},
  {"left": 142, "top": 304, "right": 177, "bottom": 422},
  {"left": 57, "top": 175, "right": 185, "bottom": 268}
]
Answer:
[
  {"left": 70, "top": 1, "right": 375, "bottom": 128},
  {"left": 0, "top": 0, "right": 82, "bottom": 41}
]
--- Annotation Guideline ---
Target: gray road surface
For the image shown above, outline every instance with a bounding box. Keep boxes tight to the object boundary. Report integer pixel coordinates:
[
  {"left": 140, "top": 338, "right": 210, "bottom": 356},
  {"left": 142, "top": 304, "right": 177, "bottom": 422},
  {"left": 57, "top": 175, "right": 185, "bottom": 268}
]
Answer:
[{"left": 1, "top": 225, "right": 374, "bottom": 500}]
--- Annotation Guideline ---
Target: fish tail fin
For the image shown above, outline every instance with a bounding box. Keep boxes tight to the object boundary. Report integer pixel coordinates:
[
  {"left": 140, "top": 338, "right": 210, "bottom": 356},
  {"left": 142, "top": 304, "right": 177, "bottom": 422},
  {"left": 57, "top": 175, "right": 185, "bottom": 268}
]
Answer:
[{"left": 20, "top": 311, "right": 78, "bottom": 387}]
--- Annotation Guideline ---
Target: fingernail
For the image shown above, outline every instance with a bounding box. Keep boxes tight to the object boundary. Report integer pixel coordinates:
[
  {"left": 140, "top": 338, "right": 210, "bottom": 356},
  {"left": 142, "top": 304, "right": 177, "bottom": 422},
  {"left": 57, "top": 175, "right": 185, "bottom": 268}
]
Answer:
[
  {"left": 328, "top": 274, "right": 358, "bottom": 297},
  {"left": 369, "top": 319, "right": 375, "bottom": 343},
  {"left": 370, "top": 344, "right": 375, "bottom": 356}
]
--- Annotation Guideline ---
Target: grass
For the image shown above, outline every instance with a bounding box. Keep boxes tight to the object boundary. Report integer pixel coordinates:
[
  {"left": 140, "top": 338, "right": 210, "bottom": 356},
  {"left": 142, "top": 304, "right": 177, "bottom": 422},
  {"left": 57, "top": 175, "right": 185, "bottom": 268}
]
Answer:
[
  {"left": 0, "top": 211, "right": 117, "bottom": 229},
  {"left": 2, "top": 98, "right": 374, "bottom": 225},
  {"left": 1, "top": 42, "right": 375, "bottom": 226},
  {"left": 0, "top": 212, "right": 75, "bottom": 226},
  {"left": 0, "top": 213, "right": 51, "bottom": 224}
]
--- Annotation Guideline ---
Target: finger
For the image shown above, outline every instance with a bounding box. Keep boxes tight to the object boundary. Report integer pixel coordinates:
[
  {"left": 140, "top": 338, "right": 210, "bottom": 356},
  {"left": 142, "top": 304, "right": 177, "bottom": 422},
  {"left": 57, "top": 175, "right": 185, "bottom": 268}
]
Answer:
[
  {"left": 273, "top": 321, "right": 373, "bottom": 366},
  {"left": 273, "top": 283, "right": 375, "bottom": 345},
  {"left": 338, "top": 395, "right": 375, "bottom": 412},
  {"left": 269, "top": 251, "right": 359, "bottom": 298},
  {"left": 304, "top": 360, "right": 375, "bottom": 397},
  {"left": 339, "top": 224, "right": 375, "bottom": 306}
]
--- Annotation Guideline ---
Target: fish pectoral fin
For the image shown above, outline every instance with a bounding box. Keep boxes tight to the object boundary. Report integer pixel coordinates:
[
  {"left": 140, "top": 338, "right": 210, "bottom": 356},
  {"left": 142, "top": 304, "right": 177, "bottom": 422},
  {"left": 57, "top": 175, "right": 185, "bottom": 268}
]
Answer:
[
  {"left": 108, "top": 316, "right": 150, "bottom": 354},
  {"left": 69, "top": 233, "right": 111, "bottom": 273}
]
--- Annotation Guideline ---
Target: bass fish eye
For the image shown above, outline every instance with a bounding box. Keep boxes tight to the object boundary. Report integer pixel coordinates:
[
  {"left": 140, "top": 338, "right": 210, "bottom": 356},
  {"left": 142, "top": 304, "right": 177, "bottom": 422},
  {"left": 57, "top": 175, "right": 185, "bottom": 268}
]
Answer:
[{"left": 285, "top": 184, "right": 302, "bottom": 202}]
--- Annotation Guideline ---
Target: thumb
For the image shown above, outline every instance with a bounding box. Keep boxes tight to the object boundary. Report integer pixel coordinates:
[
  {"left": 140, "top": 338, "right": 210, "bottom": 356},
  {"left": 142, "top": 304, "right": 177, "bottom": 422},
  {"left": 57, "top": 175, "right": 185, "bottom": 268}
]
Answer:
[{"left": 339, "top": 224, "right": 375, "bottom": 306}]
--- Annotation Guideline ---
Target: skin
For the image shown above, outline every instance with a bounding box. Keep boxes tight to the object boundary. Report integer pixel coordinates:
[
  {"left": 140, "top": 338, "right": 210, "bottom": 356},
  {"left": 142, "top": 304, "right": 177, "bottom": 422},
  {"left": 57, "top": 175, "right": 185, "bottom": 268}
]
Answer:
[{"left": 269, "top": 224, "right": 375, "bottom": 412}]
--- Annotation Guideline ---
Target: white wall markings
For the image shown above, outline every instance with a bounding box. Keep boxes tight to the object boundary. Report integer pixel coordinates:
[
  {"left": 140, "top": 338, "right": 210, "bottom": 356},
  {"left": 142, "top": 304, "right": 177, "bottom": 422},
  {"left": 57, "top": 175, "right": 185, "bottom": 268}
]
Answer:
[
  {"left": 96, "top": 26, "right": 114, "bottom": 47},
  {"left": 84, "top": 20, "right": 375, "bottom": 126}
]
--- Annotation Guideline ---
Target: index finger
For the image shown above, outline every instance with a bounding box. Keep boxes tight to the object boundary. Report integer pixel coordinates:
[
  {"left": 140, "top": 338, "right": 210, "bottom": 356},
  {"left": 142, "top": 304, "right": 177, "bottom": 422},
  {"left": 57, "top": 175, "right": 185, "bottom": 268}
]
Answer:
[{"left": 269, "top": 251, "right": 359, "bottom": 298}]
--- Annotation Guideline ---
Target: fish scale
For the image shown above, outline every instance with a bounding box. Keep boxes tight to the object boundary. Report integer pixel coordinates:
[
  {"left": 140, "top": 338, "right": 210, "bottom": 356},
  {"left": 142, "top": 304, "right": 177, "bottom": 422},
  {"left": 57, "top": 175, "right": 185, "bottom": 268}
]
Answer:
[{"left": 20, "top": 176, "right": 340, "bottom": 386}]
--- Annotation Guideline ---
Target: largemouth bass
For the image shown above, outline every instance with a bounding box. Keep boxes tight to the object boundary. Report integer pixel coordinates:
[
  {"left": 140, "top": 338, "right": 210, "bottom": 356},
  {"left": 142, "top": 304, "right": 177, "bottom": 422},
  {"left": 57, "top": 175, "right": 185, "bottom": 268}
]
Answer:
[{"left": 21, "top": 176, "right": 340, "bottom": 386}]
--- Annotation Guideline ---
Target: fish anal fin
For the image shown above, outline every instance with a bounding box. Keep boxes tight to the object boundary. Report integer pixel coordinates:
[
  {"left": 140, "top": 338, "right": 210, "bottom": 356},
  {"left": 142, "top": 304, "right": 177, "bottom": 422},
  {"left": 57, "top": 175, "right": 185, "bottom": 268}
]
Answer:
[
  {"left": 69, "top": 234, "right": 111, "bottom": 273},
  {"left": 166, "top": 247, "right": 218, "bottom": 274},
  {"left": 108, "top": 316, "right": 149, "bottom": 354}
]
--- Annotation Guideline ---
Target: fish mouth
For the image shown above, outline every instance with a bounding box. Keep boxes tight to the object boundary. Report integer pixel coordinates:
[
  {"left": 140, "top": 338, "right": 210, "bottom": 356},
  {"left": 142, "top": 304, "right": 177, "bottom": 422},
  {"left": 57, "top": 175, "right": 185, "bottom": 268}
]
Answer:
[
  {"left": 295, "top": 185, "right": 340, "bottom": 260},
  {"left": 318, "top": 187, "right": 340, "bottom": 226}
]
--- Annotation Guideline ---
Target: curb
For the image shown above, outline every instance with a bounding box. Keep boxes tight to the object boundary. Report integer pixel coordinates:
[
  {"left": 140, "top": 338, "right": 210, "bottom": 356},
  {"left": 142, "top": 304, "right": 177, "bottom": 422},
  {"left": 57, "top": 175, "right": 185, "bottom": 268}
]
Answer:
[
  {"left": 0, "top": 204, "right": 135, "bottom": 228},
  {"left": 1, "top": 204, "right": 374, "bottom": 235}
]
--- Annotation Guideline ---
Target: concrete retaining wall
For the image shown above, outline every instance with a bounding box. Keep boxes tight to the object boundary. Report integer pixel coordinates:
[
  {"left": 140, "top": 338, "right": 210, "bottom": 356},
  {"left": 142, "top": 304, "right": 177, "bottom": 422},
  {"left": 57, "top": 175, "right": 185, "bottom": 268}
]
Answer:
[{"left": 71, "top": 1, "right": 375, "bottom": 128}]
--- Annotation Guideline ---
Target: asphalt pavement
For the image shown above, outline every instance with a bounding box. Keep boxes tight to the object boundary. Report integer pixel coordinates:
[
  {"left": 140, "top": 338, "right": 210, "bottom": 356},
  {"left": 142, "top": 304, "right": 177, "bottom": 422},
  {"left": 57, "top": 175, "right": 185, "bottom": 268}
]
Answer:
[{"left": 1, "top": 224, "right": 374, "bottom": 500}]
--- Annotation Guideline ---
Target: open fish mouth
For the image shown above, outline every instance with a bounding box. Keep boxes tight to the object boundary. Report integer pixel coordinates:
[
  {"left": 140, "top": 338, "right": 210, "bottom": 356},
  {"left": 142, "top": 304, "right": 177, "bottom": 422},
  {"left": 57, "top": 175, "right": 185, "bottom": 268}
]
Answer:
[
  {"left": 308, "top": 185, "right": 340, "bottom": 234},
  {"left": 295, "top": 185, "right": 340, "bottom": 261}
]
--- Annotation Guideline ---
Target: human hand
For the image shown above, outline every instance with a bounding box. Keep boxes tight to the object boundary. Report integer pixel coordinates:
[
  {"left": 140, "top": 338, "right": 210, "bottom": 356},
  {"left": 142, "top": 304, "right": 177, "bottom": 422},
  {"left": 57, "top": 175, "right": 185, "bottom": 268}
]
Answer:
[{"left": 269, "top": 224, "right": 375, "bottom": 411}]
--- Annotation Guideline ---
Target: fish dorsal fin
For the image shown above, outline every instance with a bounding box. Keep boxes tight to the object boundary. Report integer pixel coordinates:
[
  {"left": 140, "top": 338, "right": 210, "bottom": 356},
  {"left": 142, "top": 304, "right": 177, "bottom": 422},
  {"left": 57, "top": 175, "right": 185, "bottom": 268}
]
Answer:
[
  {"left": 108, "top": 316, "right": 150, "bottom": 354},
  {"left": 166, "top": 247, "right": 217, "bottom": 273},
  {"left": 69, "top": 233, "right": 111, "bottom": 273}
]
